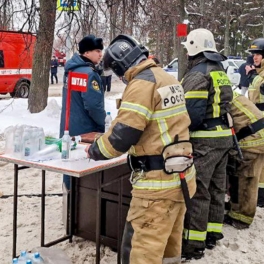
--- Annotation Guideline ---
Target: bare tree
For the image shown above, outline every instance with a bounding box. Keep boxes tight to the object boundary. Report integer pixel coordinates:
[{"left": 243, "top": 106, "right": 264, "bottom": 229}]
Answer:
[{"left": 28, "top": 0, "right": 57, "bottom": 113}]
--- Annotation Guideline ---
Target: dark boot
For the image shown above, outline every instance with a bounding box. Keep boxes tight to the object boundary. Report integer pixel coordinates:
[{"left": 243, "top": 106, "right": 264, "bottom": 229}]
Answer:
[
  {"left": 181, "top": 240, "right": 205, "bottom": 260},
  {"left": 205, "top": 232, "right": 224, "bottom": 250},
  {"left": 257, "top": 188, "right": 264, "bottom": 207},
  {"left": 224, "top": 215, "right": 249, "bottom": 229},
  {"left": 121, "top": 221, "right": 134, "bottom": 264}
]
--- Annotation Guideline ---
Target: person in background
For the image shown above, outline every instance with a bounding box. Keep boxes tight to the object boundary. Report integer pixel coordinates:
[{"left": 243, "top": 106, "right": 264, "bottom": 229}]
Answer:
[
  {"left": 59, "top": 34, "right": 105, "bottom": 190},
  {"left": 181, "top": 28, "right": 233, "bottom": 260},
  {"left": 238, "top": 55, "right": 254, "bottom": 95},
  {"left": 102, "top": 67, "right": 113, "bottom": 92},
  {"left": 247, "top": 38, "right": 264, "bottom": 207},
  {"left": 225, "top": 91, "right": 264, "bottom": 229},
  {"left": 50, "top": 56, "right": 59, "bottom": 84},
  {"left": 85, "top": 34, "right": 196, "bottom": 264}
]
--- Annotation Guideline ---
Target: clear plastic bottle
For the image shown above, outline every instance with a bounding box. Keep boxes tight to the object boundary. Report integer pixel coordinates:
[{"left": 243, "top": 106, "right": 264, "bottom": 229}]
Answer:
[
  {"left": 18, "top": 250, "right": 28, "bottom": 263},
  {"left": 61, "top": 130, "right": 71, "bottom": 161},
  {"left": 105, "top": 112, "right": 113, "bottom": 132},
  {"left": 4, "top": 126, "right": 15, "bottom": 155},
  {"left": 22, "top": 128, "right": 32, "bottom": 157},
  {"left": 38, "top": 128, "right": 45, "bottom": 151},
  {"left": 13, "top": 128, "right": 23, "bottom": 158},
  {"left": 12, "top": 258, "right": 18, "bottom": 264},
  {"left": 31, "top": 127, "right": 40, "bottom": 155},
  {"left": 31, "top": 252, "right": 45, "bottom": 263}
]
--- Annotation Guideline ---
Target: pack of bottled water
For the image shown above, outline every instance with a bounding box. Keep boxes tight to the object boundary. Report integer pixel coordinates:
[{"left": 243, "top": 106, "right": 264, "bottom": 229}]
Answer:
[
  {"left": 4, "top": 125, "right": 45, "bottom": 159},
  {"left": 12, "top": 250, "right": 45, "bottom": 263}
]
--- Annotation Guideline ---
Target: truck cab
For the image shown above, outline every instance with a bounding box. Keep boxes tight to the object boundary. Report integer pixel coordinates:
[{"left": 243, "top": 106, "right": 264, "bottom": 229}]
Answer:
[{"left": 0, "top": 30, "right": 36, "bottom": 98}]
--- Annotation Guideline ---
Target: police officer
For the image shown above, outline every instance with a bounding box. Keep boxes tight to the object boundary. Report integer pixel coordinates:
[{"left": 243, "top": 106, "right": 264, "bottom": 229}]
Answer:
[
  {"left": 225, "top": 91, "right": 264, "bottom": 229},
  {"left": 247, "top": 38, "right": 264, "bottom": 207},
  {"left": 85, "top": 34, "right": 196, "bottom": 264},
  {"left": 181, "top": 28, "right": 233, "bottom": 259},
  {"left": 59, "top": 34, "right": 105, "bottom": 190}
]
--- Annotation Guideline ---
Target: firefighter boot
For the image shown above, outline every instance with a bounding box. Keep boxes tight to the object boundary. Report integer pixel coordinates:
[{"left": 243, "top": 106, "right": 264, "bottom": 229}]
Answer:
[
  {"left": 121, "top": 221, "right": 134, "bottom": 264},
  {"left": 205, "top": 232, "right": 224, "bottom": 250},
  {"left": 181, "top": 240, "right": 205, "bottom": 260},
  {"left": 257, "top": 188, "right": 264, "bottom": 208}
]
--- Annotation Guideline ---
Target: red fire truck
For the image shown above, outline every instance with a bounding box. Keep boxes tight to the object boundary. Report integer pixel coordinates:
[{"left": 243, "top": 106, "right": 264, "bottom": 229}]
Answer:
[
  {"left": 0, "top": 30, "right": 36, "bottom": 98},
  {"left": 54, "top": 49, "right": 66, "bottom": 66}
]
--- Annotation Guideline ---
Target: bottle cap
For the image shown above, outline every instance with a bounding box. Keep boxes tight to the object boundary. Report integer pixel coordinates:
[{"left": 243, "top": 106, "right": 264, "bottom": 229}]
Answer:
[
  {"left": 107, "top": 112, "right": 111, "bottom": 115},
  {"left": 34, "top": 252, "right": 40, "bottom": 258},
  {"left": 64, "top": 130, "right": 69, "bottom": 135}
]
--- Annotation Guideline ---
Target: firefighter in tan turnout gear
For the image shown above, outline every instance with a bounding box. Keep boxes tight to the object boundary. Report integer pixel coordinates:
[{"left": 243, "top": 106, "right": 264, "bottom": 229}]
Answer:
[
  {"left": 247, "top": 38, "right": 264, "bottom": 207},
  {"left": 85, "top": 34, "right": 196, "bottom": 264},
  {"left": 180, "top": 28, "right": 233, "bottom": 260},
  {"left": 225, "top": 91, "right": 264, "bottom": 229}
]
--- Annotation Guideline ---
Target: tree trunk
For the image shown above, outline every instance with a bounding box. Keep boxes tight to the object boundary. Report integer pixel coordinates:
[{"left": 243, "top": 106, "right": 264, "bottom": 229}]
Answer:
[
  {"left": 177, "top": 0, "right": 187, "bottom": 81},
  {"left": 28, "top": 0, "right": 57, "bottom": 113}
]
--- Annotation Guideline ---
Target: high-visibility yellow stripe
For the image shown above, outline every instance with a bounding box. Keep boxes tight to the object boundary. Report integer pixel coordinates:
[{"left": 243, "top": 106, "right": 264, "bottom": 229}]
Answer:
[
  {"left": 157, "top": 119, "right": 172, "bottom": 146},
  {"left": 239, "top": 138, "right": 264, "bottom": 148},
  {"left": 132, "top": 165, "right": 195, "bottom": 190},
  {"left": 97, "top": 137, "right": 115, "bottom": 159},
  {"left": 207, "top": 222, "right": 222, "bottom": 233},
  {"left": 190, "top": 128, "right": 232, "bottom": 138},
  {"left": 185, "top": 91, "right": 209, "bottom": 99},
  {"left": 210, "top": 71, "right": 231, "bottom": 118},
  {"left": 183, "top": 229, "right": 206, "bottom": 241},
  {"left": 120, "top": 102, "right": 187, "bottom": 121},
  {"left": 151, "top": 105, "right": 187, "bottom": 119},
  {"left": 228, "top": 211, "right": 253, "bottom": 225},
  {"left": 120, "top": 102, "right": 152, "bottom": 120}
]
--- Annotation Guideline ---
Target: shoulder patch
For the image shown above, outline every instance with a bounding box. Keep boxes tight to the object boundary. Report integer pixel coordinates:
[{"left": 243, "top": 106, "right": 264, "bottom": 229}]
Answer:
[
  {"left": 158, "top": 84, "right": 185, "bottom": 109},
  {"left": 92, "top": 80, "right": 100, "bottom": 91}
]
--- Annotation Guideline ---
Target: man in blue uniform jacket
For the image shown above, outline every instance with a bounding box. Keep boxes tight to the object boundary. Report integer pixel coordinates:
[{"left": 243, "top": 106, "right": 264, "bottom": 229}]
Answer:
[{"left": 59, "top": 34, "right": 106, "bottom": 189}]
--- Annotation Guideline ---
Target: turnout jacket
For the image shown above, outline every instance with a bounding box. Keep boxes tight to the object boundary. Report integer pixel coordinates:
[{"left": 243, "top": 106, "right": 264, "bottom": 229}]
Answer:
[
  {"left": 182, "top": 56, "right": 233, "bottom": 138},
  {"left": 248, "top": 59, "right": 264, "bottom": 106},
  {"left": 89, "top": 59, "right": 196, "bottom": 201},
  {"left": 231, "top": 92, "right": 264, "bottom": 153}
]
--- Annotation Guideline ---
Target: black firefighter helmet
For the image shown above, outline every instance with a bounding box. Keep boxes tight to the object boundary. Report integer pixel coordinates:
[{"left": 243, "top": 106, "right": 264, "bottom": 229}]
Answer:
[
  {"left": 103, "top": 34, "right": 149, "bottom": 77},
  {"left": 248, "top": 38, "right": 264, "bottom": 54}
]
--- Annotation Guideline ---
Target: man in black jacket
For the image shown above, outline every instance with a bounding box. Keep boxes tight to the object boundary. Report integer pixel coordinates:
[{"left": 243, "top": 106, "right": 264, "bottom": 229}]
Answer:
[
  {"left": 238, "top": 55, "right": 253, "bottom": 95},
  {"left": 50, "top": 56, "right": 59, "bottom": 84}
]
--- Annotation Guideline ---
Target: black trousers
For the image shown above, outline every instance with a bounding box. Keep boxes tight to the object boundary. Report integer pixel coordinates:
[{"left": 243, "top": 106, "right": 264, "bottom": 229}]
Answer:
[
  {"left": 51, "top": 72, "right": 58, "bottom": 84},
  {"left": 102, "top": 75, "right": 112, "bottom": 92}
]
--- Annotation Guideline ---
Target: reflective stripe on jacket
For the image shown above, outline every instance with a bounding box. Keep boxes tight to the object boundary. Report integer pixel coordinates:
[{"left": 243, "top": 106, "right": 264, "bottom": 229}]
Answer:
[
  {"left": 182, "top": 58, "right": 233, "bottom": 138},
  {"left": 89, "top": 59, "right": 196, "bottom": 201},
  {"left": 231, "top": 91, "right": 264, "bottom": 153}
]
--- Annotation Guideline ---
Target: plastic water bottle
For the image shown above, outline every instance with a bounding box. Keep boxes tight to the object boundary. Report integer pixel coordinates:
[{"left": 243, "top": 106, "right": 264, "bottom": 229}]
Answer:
[
  {"left": 22, "top": 128, "right": 32, "bottom": 157},
  {"left": 38, "top": 128, "right": 45, "bottom": 151},
  {"left": 26, "top": 260, "right": 32, "bottom": 264},
  {"left": 31, "top": 127, "right": 39, "bottom": 155},
  {"left": 13, "top": 128, "right": 23, "bottom": 158},
  {"left": 31, "top": 252, "right": 45, "bottom": 263},
  {"left": 61, "top": 130, "right": 71, "bottom": 160},
  {"left": 18, "top": 250, "right": 28, "bottom": 263},
  {"left": 105, "top": 112, "right": 113, "bottom": 132},
  {"left": 12, "top": 258, "right": 18, "bottom": 264}
]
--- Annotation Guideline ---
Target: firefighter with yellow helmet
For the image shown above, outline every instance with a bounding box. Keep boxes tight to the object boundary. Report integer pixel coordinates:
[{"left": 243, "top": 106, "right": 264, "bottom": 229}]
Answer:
[
  {"left": 246, "top": 38, "right": 264, "bottom": 207},
  {"left": 85, "top": 34, "right": 196, "bottom": 264},
  {"left": 181, "top": 28, "right": 233, "bottom": 260}
]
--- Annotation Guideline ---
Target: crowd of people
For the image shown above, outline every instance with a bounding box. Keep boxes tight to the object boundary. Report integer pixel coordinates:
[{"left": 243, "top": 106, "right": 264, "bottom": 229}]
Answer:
[{"left": 58, "top": 29, "right": 264, "bottom": 264}]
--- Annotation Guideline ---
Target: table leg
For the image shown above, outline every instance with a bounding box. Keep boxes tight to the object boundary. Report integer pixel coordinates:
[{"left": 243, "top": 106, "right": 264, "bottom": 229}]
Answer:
[
  {"left": 41, "top": 170, "right": 46, "bottom": 246},
  {"left": 96, "top": 171, "right": 102, "bottom": 264},
  {"left": 12, "top": 164, "right": 19, "bottom": 258},
  {"left": 69, "top": 176, "right": 75, "bottom": 243},
  {"left": 117, "top": 178, "right": 123, "bottom": 264}
]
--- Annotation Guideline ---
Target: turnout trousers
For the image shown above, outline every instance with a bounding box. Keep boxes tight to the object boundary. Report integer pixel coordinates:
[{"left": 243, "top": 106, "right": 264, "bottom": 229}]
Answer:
[
  {"left": 183, "top": 137, "right": 232, "bottom": 248},
  {"left": 229, "top": 152, "right": 264, "bottom": 224},
  {"left": 121, "top": 197, "right": 186, "bottom": 264}
]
